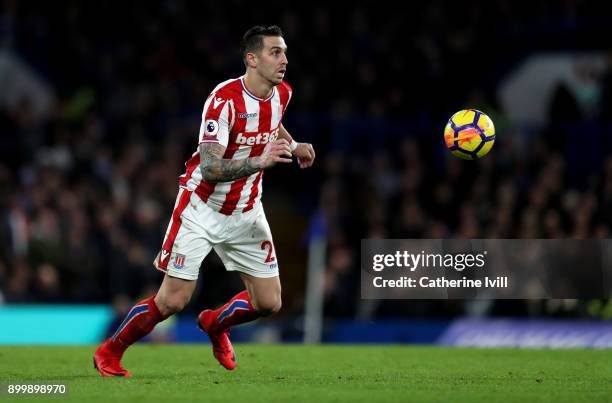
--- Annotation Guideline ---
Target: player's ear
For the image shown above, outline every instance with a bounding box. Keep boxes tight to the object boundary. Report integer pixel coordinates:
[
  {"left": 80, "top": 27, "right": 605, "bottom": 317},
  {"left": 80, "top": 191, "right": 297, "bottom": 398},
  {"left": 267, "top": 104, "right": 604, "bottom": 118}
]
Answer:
[{"left": 245, "top": 52, "right": 257, "bottom": 68}]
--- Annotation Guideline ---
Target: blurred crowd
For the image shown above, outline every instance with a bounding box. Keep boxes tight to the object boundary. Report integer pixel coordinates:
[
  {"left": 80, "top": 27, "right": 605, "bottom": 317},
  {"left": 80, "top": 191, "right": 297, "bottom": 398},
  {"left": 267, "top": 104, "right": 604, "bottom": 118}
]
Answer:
[{"left": 0, "top": 1, "right": 611, "bottom": 319}]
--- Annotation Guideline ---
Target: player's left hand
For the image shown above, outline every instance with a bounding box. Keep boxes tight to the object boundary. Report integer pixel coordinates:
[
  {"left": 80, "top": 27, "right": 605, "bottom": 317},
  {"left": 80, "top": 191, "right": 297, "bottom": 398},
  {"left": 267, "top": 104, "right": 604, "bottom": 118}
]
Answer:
[{"left": 292, "top": 143, "right": 315, "bottom": 168}]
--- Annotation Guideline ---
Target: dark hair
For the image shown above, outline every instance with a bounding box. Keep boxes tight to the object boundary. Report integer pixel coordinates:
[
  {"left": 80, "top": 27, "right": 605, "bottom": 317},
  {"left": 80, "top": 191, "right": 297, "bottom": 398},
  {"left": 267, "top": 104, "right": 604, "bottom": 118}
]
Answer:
[{"left": 240, "top": 25, "right": 284, "bottom": 66}]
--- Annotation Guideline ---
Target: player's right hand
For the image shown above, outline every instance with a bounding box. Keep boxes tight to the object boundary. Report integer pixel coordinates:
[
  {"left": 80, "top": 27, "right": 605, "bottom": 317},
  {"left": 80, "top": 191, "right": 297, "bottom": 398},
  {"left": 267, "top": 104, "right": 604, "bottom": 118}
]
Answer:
[{"left": 259, "top": 139, "right": 293, "bottom": 169}]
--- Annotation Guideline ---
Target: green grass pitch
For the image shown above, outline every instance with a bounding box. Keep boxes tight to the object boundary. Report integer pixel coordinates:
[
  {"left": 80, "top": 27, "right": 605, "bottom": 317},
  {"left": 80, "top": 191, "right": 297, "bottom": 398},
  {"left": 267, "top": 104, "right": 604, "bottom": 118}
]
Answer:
[{"left": 0, "top": 345, "right": 610, "bottom": 402}]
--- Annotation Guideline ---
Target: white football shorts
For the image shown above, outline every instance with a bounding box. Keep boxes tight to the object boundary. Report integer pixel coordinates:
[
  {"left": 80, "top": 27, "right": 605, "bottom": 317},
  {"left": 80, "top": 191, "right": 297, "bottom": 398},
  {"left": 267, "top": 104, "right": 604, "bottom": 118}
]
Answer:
[{"left": 153, "top": 187, "right": 279, "bottom": 280}]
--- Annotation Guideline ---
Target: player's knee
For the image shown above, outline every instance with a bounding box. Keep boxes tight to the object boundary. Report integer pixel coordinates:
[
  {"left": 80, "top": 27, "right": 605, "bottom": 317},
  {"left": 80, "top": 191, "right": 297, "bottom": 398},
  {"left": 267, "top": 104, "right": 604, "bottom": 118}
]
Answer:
[
  {"left": 254, "top": 296, "right": 282, "bottom": 317},
  {"left": 156, "top": 293, "right": 190, "bottom": 316}
]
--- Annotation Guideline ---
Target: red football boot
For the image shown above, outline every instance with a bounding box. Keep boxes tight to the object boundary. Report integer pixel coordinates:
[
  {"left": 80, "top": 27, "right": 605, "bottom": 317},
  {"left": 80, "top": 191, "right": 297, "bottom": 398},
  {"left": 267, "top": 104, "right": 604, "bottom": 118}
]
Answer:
[
  {"left": 93, "top": 339, "right": 132, "bottom": 377},
  {"left": 197, "top": 309, "right": 237, "bottom": 370}
]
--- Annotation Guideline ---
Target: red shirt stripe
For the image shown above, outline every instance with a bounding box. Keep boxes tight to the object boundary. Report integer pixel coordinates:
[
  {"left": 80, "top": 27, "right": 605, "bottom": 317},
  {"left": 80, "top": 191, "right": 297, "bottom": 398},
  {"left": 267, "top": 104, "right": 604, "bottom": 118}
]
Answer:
[{"left": 179, "top": 151, "right": 200, "bottom": 187}]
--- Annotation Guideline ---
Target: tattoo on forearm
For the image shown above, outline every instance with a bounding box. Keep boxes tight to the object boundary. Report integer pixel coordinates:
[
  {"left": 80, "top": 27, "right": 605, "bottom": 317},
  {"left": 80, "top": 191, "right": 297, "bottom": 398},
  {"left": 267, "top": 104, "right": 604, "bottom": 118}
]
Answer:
[{"left": 200, "top": 143, "right": 261, "bottom": 182}]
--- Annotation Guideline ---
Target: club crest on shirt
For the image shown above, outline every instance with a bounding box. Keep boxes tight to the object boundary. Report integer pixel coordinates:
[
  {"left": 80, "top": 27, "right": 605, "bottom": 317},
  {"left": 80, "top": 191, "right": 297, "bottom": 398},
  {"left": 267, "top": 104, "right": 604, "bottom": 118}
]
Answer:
[{"left": 174, "top": 253, "right": 186, "bottom": 269}]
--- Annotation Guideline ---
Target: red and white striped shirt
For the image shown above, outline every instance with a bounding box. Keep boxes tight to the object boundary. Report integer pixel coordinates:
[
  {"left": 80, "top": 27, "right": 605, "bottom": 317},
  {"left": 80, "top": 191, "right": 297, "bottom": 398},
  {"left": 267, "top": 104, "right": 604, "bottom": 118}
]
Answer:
[{"left": 179, "top": 76, "right": 293, "bottom": 215}]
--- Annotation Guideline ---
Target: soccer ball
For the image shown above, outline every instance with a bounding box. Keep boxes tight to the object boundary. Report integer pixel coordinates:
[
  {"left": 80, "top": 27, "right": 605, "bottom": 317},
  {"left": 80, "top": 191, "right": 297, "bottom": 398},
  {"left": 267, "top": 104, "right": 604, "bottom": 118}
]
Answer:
[{"left": 444, "top": 109, "right": 495, "bottom": 160}]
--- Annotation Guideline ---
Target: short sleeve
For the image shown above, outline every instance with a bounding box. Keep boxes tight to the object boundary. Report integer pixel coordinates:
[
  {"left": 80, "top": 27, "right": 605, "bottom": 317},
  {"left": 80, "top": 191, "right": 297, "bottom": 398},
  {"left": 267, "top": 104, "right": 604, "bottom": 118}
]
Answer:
[{"left": 198, "top": 94, "right": 233, "bottom": 148}]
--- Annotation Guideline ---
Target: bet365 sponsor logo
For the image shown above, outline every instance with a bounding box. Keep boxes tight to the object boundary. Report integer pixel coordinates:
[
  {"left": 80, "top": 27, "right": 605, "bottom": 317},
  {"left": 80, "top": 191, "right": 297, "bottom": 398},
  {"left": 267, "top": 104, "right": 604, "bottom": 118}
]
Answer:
[{"left": 236, "top": 128, "right": 279, "bottom": 146}]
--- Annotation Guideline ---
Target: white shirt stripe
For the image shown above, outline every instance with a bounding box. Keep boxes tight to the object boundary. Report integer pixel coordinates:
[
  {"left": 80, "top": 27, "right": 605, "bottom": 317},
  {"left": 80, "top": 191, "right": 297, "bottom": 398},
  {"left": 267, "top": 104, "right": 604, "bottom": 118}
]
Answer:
[
  {"left": 243, "top": 92, "right": 260, "bottom": 132},
  {"left": 232, "top": 146, "right": 252, "bottom": 161}
]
